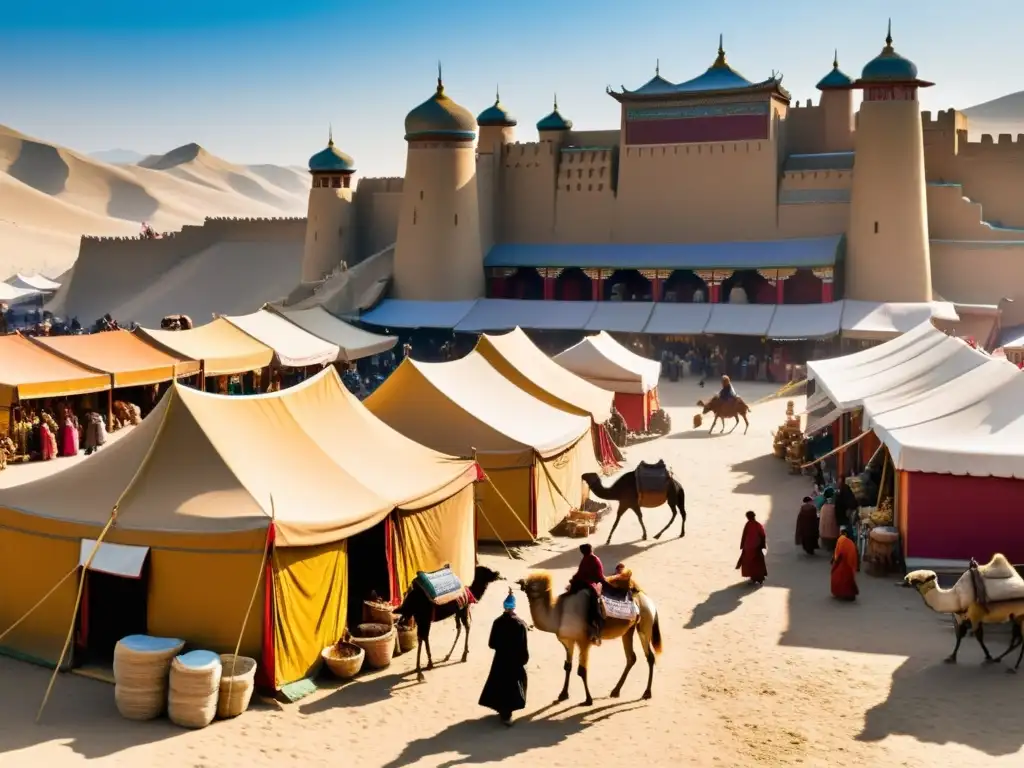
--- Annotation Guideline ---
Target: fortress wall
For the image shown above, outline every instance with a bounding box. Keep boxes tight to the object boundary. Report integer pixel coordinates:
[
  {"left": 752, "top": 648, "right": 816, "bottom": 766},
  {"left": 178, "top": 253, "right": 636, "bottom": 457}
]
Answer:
[
  {"left": 354, "top": 177, "right": 403, "bottom": 262},
  {"left": 780, "top": 169, "right": 852, "bottom": 190},
  {"left": 926, "top": 184, "right": 1024, "bottom": 240},
  {"left": 564, "top": 129, "right": 619, "bottom": 147},
  {"left": 477, "top": 153, "right": 497, "bottom": 255},
  {"left": 554, "top": 148, "right": 616, "bottom": 242},
  {"left": 613, "top": 140, "right": 779, "bottom": 242},
  {"left": 202, "top": 216, "right": 306, "bottom": 241},
  {"left": 501, "top": 142, "right": 558, "bottom": 242},
  {"left": 777, "top": 202, "right": 849, "bottom": 238},
  {"left": 943, "top": 134, "right": 1024, "bottom": 229},
  {"left": 785, "top": 100, "right": 825, "bottom": 155},
  {"left": 931, "top": 241, "right": 1024, "bottom": 317}
]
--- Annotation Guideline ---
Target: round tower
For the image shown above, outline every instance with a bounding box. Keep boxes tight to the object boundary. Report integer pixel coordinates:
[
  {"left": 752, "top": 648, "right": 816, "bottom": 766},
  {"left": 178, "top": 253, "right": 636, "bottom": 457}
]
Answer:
[
  {"left": 846, "top": 22, "right": 933, "bottom": 303},
  {"left": 477, "top": 87, "right": 517, "bottom": 153},
  {"left": 392, "top": 68, "right": 484, "bottom": 301},
  {"left": 537, "top": 95, "right": 572, "bottom": 146},
  {"left": 816, "top": 51, "right": 854, "bottom": 153},
  {"left": 302, "top": 130, "right": 356, "bottom": 283}
]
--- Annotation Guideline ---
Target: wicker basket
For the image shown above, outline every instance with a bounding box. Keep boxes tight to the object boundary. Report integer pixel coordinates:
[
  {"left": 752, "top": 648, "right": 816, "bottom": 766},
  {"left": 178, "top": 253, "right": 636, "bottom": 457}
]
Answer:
[
  {"left": 348, "top": 623, "right": 396, "bottom": 669},
  {"left": 363, "top": 600, "right": 395, "bottom": 626},
  {"left": 321, "top": 642, "right": 365, "bottom": 679},
  {"left": 397, "top": 622, "right": 418, "bottom": 654},
  {"left": 168, "top": 650, "right": 222, "bottom": 729},
  {"left": 216, "top": 654, "right": 257, "bottom": 719},
  {"left": 112, "top": 635, "right": 186, "bottom": 721}
]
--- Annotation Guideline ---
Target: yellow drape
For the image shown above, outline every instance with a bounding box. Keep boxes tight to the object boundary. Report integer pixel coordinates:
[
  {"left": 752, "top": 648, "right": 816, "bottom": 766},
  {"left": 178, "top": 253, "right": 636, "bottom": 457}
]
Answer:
[
  {"left": 475, "top": 466, "right": 533, "bottom": 544},
  {"left": 271, "top": 540, "right": 348, "bottom": 688},
  {"left": 147, "top": 548, "right": 264, "bottom": 660},
  {"left": 393, "top": 486, "right": 475, "bottom": 597},
  {"left": 534, "top": 437, "right": 588, "bottom": 537}
]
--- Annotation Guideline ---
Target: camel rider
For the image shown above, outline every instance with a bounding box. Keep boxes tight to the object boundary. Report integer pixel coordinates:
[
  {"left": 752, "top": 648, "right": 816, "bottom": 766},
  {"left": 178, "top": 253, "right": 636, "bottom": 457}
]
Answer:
[
  {"left": 718, "top": 375, "right": 737, "bottom": 402},
  {"left": 568, "top": 543, "right": 608, "bottom": 645}
]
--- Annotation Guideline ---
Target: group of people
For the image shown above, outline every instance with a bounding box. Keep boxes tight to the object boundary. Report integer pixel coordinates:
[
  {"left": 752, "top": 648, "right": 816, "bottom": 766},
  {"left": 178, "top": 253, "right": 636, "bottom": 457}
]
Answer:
[{"left": 795, "top": 488, "right": 860, "bottom": 601}]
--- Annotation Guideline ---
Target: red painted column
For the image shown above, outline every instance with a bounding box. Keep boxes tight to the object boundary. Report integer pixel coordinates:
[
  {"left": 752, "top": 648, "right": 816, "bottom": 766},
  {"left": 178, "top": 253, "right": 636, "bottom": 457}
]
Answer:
[
  {"left": 709, "top": 282, "right": 721, "bottom": 303},
  {"left": 814, "top": 267, "right": 834, "bottom": 303},
  {"left": 586, "top": 269, "right": 603, "bottom": 301},
  {"left": 775, "top": 279, "right": 785, "bottom": 304},
  {"left": 488, "top": 276, "right": 505, "bottom": 298},
  {"left": 543, "top": 277, "right": 555, "bottom": 301},
  {"left": 651, "top": 276, "right": 662, "bottom": 302}
]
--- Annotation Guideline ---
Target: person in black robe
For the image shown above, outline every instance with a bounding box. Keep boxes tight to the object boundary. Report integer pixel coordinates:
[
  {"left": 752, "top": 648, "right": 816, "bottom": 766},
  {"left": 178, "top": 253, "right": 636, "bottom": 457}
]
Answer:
[{"left": 479, "top": 588, "right": 529, "bottom": 726}]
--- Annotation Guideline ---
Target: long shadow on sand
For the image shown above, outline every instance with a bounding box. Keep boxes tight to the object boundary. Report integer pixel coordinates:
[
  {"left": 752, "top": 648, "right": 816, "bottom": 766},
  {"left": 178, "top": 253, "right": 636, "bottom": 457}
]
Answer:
[
  {"left": 530, "top": 539, "right": 674, "bottom": 572},
  {"left": 684, "top": 581, "right": 759, "bottom": 630},
  {"left": 730, "top": 454, "right": 1024, "bottom": 756},
  {"left": 380, "top": 700, "right": 644, "bottom": 768}
]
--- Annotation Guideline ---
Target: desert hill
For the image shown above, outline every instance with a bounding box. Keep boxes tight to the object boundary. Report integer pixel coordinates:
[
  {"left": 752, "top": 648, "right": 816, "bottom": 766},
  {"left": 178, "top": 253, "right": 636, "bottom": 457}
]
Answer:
[
  {"left": 89, "top": 148, "right": 146, "bottom": 164},
  {"left": 964, "top": 91, "right": 1024, "bottom": 136},
  {"left": 0, "top": 125, "right": 309, "bottom": 278}
]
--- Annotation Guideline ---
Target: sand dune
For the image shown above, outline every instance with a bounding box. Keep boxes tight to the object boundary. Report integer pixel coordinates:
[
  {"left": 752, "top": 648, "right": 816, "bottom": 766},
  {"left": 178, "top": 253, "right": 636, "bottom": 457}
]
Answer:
[{"left": 0, "top": 124, "right": 309, "bottom": 278}]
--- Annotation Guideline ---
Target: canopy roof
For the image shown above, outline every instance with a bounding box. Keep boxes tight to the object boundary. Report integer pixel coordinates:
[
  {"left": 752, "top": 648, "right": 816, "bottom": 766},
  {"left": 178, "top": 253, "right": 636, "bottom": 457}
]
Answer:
[
  {"left": 554, "top": 332, "right": 660, "bottom": 394},
  {"left": 808, "top": 320, "right": 940, "bottom": 384},
  {"left": 31, "top": 330, "right": 199, "bottom": 387},
  {"left": 0, "top": 334, "right": 110, "bottom": 400},
  {"left": 222, "top": 309, "right": 339, "bottom": 368},
  {"left": 0, "top": 368, "right": 477, "bottom": 546},
  {"left": 767, "top": 302, "right": 843, "bottom": 339},
  {"left": 840, "top": 300, "right": 959, "bottom": 340},
  {"left": 643, "top": 303, "right": 713, "bottom": 335},
  {"left": 0, "top": 283, "right": 39, "bottom": 302},
  {"left": 585, "top": 302, "right": 655, "bottom": 333},
  {"left": 474, "top": 327, "right": 613, "bottom": 422},
  {"left": 365, "top": 352, "right": 591, "bottom": 464},
  {"left": 269, "top": 305, "right": 397, "bottom": 362},
  {"left": 7, "top": 273, "right": 60, "bottom": 292},
  {"left": 704, "top": 303, "right": 776, "bottom": 336},
  {"left": 454, "top": 299, "right": 597, "bottom": 333},
  {"left": 360, "top": 299, "right": 477, "bottom": 330},
  {"left": 135, "top": 319, "right": 273, "bottom": 377}
]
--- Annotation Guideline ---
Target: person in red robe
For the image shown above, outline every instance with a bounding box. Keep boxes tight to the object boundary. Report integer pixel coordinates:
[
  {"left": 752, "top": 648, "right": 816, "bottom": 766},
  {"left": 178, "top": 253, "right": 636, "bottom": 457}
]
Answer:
[
  {"left": 831, "top": 528, "right": 860, "bottom": 601},
  {"left": 736, "top": 511, "right": 767, "bottom": 586},
  {"left": 795, "top": 496, "right": 819, "bottom": 555},
  {"left": 568, "top": 543, "right": 608, "bottom": 644}
]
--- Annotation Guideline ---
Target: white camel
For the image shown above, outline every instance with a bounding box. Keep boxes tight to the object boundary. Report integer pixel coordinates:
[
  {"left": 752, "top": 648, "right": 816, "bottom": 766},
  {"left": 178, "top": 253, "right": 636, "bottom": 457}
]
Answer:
[
  {"left": 905, "top": 554, "right": 1024, "bottom": 670},
  {"left": 517, "top": 570, "right": 662, "bottom": 705}
]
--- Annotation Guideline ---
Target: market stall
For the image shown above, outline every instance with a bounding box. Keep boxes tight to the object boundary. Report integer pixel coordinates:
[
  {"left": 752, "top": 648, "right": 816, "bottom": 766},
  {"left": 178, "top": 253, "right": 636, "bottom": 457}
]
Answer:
[{"left": 268, "top": 305, "right": 398, "bottom": 362}]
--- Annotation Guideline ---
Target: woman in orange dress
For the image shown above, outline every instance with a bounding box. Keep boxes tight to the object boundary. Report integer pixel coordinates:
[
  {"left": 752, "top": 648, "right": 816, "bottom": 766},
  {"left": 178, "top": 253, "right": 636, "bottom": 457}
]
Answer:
[{"left": 831, "top": 528, "right": 860, "bottom": 601}]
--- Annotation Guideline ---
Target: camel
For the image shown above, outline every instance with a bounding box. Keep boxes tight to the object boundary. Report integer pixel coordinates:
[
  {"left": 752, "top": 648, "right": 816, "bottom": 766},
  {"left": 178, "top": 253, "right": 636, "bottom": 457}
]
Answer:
[
  {"left": 905, "top": 554, "right": 1024, "bottom": 670},
  {"left": 517, "top": 570, "right": 662, "bottom": 704},
  {"left": 395, "top": 564, "right": 502, "bottom": 682},
  {"left": 582, "top": 463, "right": 686, "bottom": 545},
  {"left": 696, "top": 395, "right": 750, "bottom": 434}
]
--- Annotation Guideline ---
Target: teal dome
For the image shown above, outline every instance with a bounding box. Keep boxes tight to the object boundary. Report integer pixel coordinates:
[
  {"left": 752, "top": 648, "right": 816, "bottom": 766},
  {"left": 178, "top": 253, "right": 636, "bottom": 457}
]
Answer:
[
  {"left": 537, "top": 96, "right": 572, "bottom": 132},
  {"left": 308, "top": 135, "right": 355, "bottom": 173},
  {"left": 817, "top": 52, "right": 853, "bottom": 90},
  {"left": 477, "top": 90, "right": 517, "bottom": 127},
  {"left": 404, "top": 75, "right": 477, "bottom": 141},
  {"left": 861, "top": 24, "right": 919, "bottom": 82}
]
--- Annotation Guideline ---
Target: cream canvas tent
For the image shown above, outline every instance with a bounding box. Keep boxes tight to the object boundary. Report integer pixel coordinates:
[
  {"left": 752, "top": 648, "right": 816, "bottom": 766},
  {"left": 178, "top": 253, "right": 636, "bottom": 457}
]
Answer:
[
  {"left": 268, "top": 305, "right": 397, "bottom": 362},
  {"left": 0, "top": 368, "right": 477, "bottom": 690},
  {"left": 365, "top": 352, "right": 597, "bottom": 543},
  {"left": 134, "top": 318, "right": 274, "bottom": 378},
  {"left": 222, "top": 309, "right": 340, "bottom": 368},
  {"left": 554, "top": 331, "right": 662, "bottom": 432}
]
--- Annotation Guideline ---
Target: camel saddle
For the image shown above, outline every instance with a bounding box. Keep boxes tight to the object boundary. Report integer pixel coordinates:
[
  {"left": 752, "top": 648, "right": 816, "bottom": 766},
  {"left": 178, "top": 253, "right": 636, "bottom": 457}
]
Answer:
[
  {"left": 414, "top": 565, "right": 464, "bottom": 607},
  {"left": 598, "top": 587, "right": 638, "bottom": 622},
  {"left": 635, "top": 460, "right": 670, "bottom": 508},
  {"left": 967, "top": 555, "right": 1024, "bottom": 611}
]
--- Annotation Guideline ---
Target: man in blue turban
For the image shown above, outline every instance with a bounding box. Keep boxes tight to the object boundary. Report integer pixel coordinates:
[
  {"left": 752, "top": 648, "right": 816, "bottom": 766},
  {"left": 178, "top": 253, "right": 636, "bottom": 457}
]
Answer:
[{"left": 479, "top": 587, "right": 529, "bottom": 726}]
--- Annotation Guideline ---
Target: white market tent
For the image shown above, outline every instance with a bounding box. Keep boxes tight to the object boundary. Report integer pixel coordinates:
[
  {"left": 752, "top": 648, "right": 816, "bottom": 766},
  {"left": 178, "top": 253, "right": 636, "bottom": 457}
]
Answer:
[
  {"left": 455, "top": 299, "right": 598, "bottom": 333},
  {"left": 222, "top": 309, "right": 340, "bottom": 367},
  {"left": 703, "top": 304, "right": 776, "bottom": 336},
  {"left": 767, "top": 302, "right": 844, "bottom": 339},
  {"left": 6, "top": 273, "right": 61, "bottom": 292},
  {"left": 269, "top": 305, "right": 397, "bottom": 362},
  {"left": 553, "top": 331, "right": 661, "bottom": 393},
  {"left": 0, "top": 283, "right": 40, "bottom": 303},
  {"left": 840, "top": 300, "right": 959, "bottom": 340}
]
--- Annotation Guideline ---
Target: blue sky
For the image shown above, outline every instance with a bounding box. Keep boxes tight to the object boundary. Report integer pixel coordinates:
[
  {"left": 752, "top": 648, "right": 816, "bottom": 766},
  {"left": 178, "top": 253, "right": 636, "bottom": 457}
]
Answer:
[{"left": 1, "top": 0, "right": 1020, "bottom": 177}]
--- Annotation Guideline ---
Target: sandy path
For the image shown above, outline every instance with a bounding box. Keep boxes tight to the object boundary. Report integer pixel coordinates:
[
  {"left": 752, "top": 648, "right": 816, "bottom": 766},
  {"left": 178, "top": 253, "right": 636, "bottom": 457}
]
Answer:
[{"left": 1, "top": 380, "right": 1022, "bottom": 767}]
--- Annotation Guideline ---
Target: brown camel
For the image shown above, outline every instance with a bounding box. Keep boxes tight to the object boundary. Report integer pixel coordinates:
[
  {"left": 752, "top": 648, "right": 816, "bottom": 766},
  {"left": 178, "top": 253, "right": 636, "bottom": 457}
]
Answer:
[
  {"left": 582, "top": 463, "right": 686, "bottom": 545},
  {"left": 517, "top": 571, "right": 662, "bottom": 704},
  {"left": 697, "top": 395, "right": 750, "bottom": 434},
  {"left": 394, "top": 565, "right": 502, "bottom": 681}
]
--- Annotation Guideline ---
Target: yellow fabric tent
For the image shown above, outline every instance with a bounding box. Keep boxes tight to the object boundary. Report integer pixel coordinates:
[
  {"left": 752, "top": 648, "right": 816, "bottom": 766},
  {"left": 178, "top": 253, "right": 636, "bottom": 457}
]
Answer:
[
  {"left": 30, "top": 329, "right": 200, "bottom": 386},
  {"left": 365, "top": 352, "right": 597, "bottom": 543},
  {"left": 0, "top": 368, "right": 476, "bottom": 688},
  {"left": 134, "top": 318, "right": 274, "bottom": 377}
]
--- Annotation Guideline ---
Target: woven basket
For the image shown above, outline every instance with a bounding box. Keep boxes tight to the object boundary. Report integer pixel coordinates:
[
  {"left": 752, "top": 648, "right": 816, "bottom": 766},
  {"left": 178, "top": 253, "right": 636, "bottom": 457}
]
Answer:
[
  {"left": 112, "top": 635, "right": 186, "bottom": 721},
  {"left": 216, "top": 654, "right": 257, "bottom": 719},
  {"left": 397, "top": 623, "right": 418, "bottom": 654},
  {"left": 321, "top": 642, "right": 364, "bottom": 679},
  {"left": 363, "top": 600, "right": 395, "bottom": 626},
  {"left": 348, "top": 623, "right": 396, "bottom": 669},
  {"left": 168, "top": 651, "right": 222, "bottom": 729}
]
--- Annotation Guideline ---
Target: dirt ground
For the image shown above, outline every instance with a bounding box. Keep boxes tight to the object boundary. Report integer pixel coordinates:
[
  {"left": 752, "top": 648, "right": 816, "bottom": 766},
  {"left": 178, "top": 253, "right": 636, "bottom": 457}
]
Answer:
[{"left": 1, "top": 379, "right": 1022, "bottom": 767}]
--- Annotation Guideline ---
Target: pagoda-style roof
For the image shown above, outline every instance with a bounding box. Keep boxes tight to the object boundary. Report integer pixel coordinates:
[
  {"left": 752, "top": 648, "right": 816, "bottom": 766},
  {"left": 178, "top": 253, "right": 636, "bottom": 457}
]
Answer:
[{"left": 608, "top": 37, "right": 791, "bottom": 103}]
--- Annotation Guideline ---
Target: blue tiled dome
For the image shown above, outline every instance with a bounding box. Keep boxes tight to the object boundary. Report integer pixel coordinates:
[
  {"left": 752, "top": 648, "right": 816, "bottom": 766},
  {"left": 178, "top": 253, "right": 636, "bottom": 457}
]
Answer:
[
  {"left": 537, "top": 96, "right": 572, "bottom": 132},
  {"left": 861, "top": 24, "right": 919, "bottom": 82},
  {"left": 405, "top": 74, "right": 477, "bottom": 141},
  {"left": 308, "top": 135, "right": 355, "bottom": 173},
  {"left": 477, "top": 90, "right": 517, "bottom": 127},
  {"left": 817, "top": 52, "right": 853, "bottom": 90}
]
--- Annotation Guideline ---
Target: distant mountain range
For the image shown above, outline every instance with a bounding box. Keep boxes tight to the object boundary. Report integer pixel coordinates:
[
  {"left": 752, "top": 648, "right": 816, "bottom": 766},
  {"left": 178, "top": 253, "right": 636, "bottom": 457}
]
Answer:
[
  {"left": 0, "top": 126, "right": 311, "bottom": 278},
  {"left": 964, "top": 91, "right": 1024, "bottom": 135}
]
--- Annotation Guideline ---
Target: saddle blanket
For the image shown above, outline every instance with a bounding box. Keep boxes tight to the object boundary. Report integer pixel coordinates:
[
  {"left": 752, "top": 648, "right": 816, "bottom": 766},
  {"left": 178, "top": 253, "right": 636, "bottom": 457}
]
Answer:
[
  {"left": 636, "top": 460, "right": 670, "bottom": 508},
  {"left": 598, "top": 593, "right": 638, "bottom": 622},
  {"left": 415, "top": 566, "right": 464, "bottom": 607}
]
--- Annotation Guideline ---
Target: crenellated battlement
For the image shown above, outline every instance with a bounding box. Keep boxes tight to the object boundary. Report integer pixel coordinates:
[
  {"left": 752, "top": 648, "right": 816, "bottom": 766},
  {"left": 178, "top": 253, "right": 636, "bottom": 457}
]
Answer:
[
  {"left": 558, "top": 147, "right": 615, "bottom": 194},
  {"left": 921, "top": 108, "right": 965, "bottom": 131},
  {"left": 503, "top": 141, "right": 556, "bottom": 163},
  {"left": 357, "top": 176, "right": 404, "bottom": 194},
  {"left": 789, "top": 98, "right": 823, "bottom": 112}
]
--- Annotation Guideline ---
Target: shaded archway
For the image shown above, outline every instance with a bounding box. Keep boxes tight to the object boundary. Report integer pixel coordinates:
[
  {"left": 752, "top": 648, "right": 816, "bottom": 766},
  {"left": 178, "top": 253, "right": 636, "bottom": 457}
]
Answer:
[
  {"left": 783, "top": 269, "right": 823, "bottom": 304},
  {"left": 555, "top": 267, "right": 591, "bottom": 301},
  {"left": 662, "top": 270, "right": 708, "bottom": 303},
  {"left": 604, "top": 269, "right": 650, "bottom": 301},
  {"left": 505, "top": 268, "right": 543, "bottom": 300},
  {"left": 721, "top": 270, "right": 771, "bottom": 304}
]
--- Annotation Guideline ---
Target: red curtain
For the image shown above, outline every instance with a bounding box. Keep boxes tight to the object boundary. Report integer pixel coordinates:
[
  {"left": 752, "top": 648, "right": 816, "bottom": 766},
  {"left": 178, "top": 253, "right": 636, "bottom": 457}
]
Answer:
[{"left": 256, "top": 524, "right": 277, "bottom": 690}]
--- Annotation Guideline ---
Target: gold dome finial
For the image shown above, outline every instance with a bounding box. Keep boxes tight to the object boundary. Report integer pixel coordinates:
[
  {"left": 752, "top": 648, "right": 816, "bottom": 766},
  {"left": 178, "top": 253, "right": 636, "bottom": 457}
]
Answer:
[
  {"left": 713, "top": 34, "right": 727, "bottom": 67},
  {"left": 655, "top": 58, "right": 660, "bottom": 76},
  {"left": 833, "top": 49, "right": 839, "bottom": 69},
  {"left": 553, "top": 93, "right": 559, "bottom": 111},
  {"left": 885, "top": 19, "right": 893, "bottom": 49},
  {"left": 328, "top": 124, "right": 334, "bottom": 147},
  {"left": 437, "top": 60, "right": 444, "bottom": 94}
]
